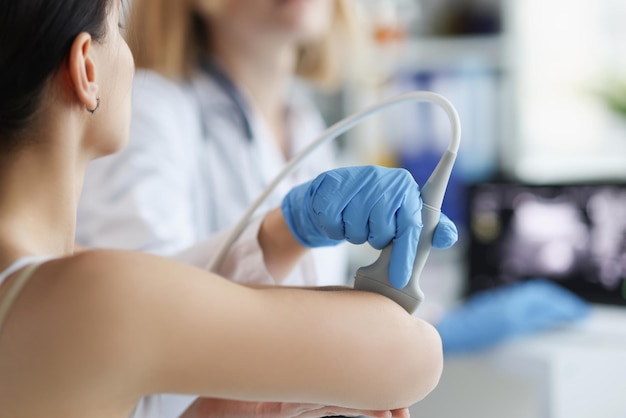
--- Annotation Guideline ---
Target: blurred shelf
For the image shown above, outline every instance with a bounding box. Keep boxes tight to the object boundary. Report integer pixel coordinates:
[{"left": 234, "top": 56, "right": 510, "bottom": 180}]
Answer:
[
  {"left": 514, "top": 154, "right": 626, "bottom": 183},
  {"left": 387, "top": 35, "right": 505, "bottom": 72}
]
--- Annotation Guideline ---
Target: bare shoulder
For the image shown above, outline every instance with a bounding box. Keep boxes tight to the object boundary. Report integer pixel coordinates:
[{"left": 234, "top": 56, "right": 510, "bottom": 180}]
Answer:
[
  {"left": 25, "top": 249, "right": 171, "bottom": 308},
  {"left": 35, "top": 249, "right": 245, "bottom": 324},
  {"left": 50, "top": 247, "right": 186, "bottom": 276},
  {"left": 0, "top": 249, "right": 232, "bottom": 414},
  {"left": 0, "top": 249, "right": 242, "bottom": 399},
  {"left": 5, "top": 248, "right": 212, "bottom": 342},
  {"left": 45, "top": 248, "right": 226, "bottom": 292}
]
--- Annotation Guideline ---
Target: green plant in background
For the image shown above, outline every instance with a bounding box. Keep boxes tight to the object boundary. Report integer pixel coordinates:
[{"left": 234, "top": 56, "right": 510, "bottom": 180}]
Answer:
[{"left": 597, "top": 79, "right": 626, "bottom": 121}]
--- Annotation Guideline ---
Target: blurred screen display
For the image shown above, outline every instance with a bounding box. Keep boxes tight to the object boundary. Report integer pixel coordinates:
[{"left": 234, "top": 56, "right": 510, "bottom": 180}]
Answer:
[{"left": 467, "top": 182, "right": 626, "bottom": 305}]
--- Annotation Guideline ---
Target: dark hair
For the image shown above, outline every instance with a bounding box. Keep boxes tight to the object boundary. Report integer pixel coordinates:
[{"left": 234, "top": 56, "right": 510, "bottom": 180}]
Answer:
[{"left": 0, "top": 0, "right": 111, "bottom": 149}]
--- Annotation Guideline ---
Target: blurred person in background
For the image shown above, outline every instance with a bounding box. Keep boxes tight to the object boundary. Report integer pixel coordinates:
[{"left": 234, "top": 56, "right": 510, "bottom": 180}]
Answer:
[{"left": 77, "top": 0, "right": 370, "bottom": 285}]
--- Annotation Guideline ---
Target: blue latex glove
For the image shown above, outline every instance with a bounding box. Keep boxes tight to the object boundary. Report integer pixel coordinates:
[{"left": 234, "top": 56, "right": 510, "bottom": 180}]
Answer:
[
  {"left": 436, "top": 279, "right": 591, "bottom": 355},
  {"left": 281, "top": 165, "right": 458, "bottom": 288}
]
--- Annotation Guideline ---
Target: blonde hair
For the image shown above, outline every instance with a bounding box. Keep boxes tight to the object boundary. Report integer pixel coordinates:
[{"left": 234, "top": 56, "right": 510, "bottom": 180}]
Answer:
[{"left": 126, "top": 0, "right": 369, "bottom": 89}]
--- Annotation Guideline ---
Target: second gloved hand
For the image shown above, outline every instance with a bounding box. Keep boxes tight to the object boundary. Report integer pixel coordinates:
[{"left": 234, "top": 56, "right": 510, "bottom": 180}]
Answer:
[
  {"left": 281, "top": 165, "right": 458, "bottom": 289},
  {"left": 436, "top": 279, "right": 591, "bottom": 355}
]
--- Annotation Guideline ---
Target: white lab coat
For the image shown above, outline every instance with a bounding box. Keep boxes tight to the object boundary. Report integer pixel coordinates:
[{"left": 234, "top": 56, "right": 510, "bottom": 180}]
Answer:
[{"left": 77, "top": 69, "right": 348, "bottom": 417}]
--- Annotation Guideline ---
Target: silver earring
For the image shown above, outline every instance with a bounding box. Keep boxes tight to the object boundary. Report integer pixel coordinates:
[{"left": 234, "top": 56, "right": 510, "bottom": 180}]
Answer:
[{"left": 86, "top": 97, "right": 101, "bottom": 114}]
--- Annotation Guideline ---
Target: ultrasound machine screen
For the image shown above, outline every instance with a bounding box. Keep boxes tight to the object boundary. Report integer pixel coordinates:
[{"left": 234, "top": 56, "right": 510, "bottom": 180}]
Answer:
[{"left": 467, "top": 182, "right": 626, "bottom": 305}]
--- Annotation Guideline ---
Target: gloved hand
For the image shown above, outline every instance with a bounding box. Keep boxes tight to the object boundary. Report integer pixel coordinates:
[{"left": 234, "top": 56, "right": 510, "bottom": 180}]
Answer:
[
  {"left": 281, "top": 165, "right": 458, "bottom": 289},
  {"left": 436, "top": 279, "right": 591, "bottom": 355}
]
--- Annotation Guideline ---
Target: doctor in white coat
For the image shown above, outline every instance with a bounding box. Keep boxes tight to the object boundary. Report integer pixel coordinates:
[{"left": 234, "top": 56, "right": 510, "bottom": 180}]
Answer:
[
  {"left": 77, "top": 0, "right": 363, "bottom": 287},
  {"left": 77, "top": 0, "right": 458, "bottom": 417},
  {"left": 77, "top": 1, "right": 368, "bottom": 416}
]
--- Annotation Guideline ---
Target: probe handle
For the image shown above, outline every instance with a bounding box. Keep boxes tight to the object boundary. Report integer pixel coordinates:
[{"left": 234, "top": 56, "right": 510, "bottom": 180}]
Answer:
[{"left": 354, "top": 150, "right": 457, "bottom": 314}]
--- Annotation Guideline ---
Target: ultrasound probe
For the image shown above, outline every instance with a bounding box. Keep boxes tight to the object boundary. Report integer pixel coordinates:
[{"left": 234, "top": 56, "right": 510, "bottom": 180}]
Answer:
[{"left": 207, "top": 91, "right": 461, "bottom": 314}]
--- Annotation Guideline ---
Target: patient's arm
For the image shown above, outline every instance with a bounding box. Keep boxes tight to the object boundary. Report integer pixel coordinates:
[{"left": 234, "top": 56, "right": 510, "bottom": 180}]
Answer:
[{"left": 1, "top": 249, "right": 442, "bottom": 414}]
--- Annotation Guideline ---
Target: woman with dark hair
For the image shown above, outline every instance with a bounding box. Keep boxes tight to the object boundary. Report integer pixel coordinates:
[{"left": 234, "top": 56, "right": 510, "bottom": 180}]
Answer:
[{"left": 0, "top": 1, "right": 447, "bottom": 417}]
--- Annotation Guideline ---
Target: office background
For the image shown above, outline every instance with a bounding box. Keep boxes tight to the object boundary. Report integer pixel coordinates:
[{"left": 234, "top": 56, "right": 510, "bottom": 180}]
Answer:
[{"left": 316, "top": 1, "right": 626, "bottom": 417}]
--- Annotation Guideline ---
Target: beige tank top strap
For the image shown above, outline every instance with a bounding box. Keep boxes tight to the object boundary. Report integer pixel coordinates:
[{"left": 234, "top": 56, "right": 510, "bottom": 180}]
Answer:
[{"left": 0, "top": 261, "right": 45, "bottom": 334}]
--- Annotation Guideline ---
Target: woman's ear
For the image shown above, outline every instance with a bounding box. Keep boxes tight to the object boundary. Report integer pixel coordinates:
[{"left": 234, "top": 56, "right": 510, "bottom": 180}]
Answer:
[{"left": 67, "top": 32, "right": 100, "bottom": 111}]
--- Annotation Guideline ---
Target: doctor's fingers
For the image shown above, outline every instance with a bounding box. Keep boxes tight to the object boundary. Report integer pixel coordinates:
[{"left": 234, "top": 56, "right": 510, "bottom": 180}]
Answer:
[
  {"left": 432, "top": 212, "right": 458, "bottom": 249},
  {"left": 341, "top": 183, "right": 400, "bottom": 245},
  {"left": 388, "top": 185, "right": 423, "bottom": 289}
]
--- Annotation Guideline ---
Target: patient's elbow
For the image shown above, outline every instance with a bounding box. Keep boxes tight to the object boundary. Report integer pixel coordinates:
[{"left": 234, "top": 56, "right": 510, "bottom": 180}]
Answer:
[
  {"left": 399, "top": 318, "right": 443, "bottom": 405},
  {"left": 369, "top": 313, "right": 443, "bottom": 410}
]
